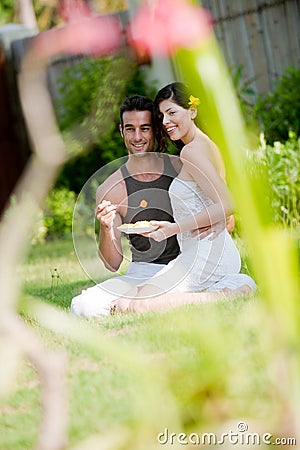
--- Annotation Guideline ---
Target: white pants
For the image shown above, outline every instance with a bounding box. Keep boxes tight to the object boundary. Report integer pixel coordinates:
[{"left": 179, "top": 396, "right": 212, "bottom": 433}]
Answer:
[{"left": 70, "top": 262, "right": 167, "bottom": 318}]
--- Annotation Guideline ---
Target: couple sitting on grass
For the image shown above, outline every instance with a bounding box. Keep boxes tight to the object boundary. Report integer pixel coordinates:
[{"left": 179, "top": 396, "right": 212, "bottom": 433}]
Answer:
[{"left": 71, "top": 82, "right": 256, "bottom": 317}]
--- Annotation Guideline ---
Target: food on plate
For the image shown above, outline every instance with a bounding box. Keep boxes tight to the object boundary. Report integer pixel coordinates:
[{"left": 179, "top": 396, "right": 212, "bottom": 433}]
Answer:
[
  {"left": 122, "top": 220, "right": 153, "bottom": 228},
  {"left": 117, "top": 221, "right": 159, "bottom": 234}
]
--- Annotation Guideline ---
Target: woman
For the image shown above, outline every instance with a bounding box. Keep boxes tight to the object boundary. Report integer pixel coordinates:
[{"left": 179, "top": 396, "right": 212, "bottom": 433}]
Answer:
[{"left": 112, "top": 83, "right": 256, "bottom": 313}]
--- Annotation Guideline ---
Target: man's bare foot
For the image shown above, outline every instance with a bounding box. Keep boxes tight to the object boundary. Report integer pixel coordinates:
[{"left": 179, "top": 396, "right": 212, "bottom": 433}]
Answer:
[{"left": 111, "top": 297, "right": 131, "bottom": 313}]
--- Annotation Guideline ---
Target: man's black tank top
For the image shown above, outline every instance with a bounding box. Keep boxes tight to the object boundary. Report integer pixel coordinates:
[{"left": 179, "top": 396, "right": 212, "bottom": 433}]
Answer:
[{"left": 120, "top": 154, "right": 180, "bottom": 264}]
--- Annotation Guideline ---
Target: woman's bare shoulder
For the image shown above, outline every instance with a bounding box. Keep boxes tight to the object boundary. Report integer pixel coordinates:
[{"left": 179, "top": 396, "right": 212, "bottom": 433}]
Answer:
[{"left": 181, "top": 136, "right": 211, "bottom": 161}]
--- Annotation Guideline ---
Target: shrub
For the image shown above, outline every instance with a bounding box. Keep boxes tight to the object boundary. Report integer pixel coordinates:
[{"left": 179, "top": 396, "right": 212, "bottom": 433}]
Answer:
[
  {"left": 44, "top": 188, "right": 76, "bottom": 238},
  {"left": 254, "top": 67, "right": 300, "bottom": 144},
  {"left": 247, "top": 132, "right": 300, "bottom": 228},
  {"left": 230, "top": 65, "right": 256, "bottom": 122}
]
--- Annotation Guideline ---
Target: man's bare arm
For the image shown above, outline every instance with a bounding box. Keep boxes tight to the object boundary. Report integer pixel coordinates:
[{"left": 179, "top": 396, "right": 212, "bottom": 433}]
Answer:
[{"left": 96, "top": 189, "right": 123, "bottom": 272}]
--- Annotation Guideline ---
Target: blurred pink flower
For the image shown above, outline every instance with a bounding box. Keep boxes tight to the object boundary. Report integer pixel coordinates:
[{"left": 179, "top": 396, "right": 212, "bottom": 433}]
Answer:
[
  {"left": 58, "top": 0, "right": 93, "bottom": 23},
  {"left": 32, "top": 16, "right": 123, "bottom": 58},
  {"left": 128, "top": 0, "right": 212, "bottom": 58}
]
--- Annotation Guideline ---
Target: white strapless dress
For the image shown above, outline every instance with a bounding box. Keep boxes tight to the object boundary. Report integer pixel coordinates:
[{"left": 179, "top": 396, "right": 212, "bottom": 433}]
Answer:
[{"left": 147, "top": 178, "right": 256, "bottom": 293}]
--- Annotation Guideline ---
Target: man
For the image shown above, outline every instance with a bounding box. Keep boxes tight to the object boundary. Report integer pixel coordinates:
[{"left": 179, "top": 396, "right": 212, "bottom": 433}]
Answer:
[{"left": 71, "top": 95, "right": 182, "bottom": 317}]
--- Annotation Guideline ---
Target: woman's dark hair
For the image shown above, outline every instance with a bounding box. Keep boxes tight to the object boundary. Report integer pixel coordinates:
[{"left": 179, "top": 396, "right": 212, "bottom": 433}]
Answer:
[
  {"left": 155, "top": 82, "right": 190, "bottom": 109},
  {"left": 154, "top": 82, "right": 190, "bottom": 151}
]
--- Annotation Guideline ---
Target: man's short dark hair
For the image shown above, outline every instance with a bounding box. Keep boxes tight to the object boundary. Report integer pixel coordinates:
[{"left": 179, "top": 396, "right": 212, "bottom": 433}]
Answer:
[{"left": 119, "top": 95, "right": 154, "bottom": 130}]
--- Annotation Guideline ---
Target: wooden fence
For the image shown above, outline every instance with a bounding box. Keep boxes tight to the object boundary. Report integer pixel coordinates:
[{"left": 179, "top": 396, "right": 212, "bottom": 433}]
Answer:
[{"left": 201, "top": 0, "right": 300, "bottom": 96}]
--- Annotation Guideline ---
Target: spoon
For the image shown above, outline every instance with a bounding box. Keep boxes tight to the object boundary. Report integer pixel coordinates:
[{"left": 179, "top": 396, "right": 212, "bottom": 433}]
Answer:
[{"left": 114, "top": 199, "right": 148, "bottom": 209}]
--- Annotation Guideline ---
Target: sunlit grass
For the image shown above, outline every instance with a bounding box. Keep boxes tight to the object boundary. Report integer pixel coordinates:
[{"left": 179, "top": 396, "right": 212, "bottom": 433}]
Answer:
[{"left": 0, "top": 238, "right": 294, "bottom": 449}]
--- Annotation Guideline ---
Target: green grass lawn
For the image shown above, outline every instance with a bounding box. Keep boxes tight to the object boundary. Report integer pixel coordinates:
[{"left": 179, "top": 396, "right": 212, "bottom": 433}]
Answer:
[{"left": 0, "top": 238, "right": 294, "bottom": 449}]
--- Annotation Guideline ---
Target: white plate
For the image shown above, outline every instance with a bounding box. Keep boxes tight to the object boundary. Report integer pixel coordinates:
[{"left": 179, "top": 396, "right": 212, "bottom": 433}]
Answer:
[{"left": 117, "top": 225, "right": 158, "bottom": 235}]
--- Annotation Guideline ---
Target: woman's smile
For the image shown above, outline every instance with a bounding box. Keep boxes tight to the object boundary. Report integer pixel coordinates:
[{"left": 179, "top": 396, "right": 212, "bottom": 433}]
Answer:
[{"left": 165, "top": 125, "right": 177, "bottom": 136}]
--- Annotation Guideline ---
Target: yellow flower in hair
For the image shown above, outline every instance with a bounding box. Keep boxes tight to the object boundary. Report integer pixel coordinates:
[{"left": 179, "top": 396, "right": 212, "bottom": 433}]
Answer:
[{"left": 188, "top": 95, "right": 200, "bottom": 108}]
